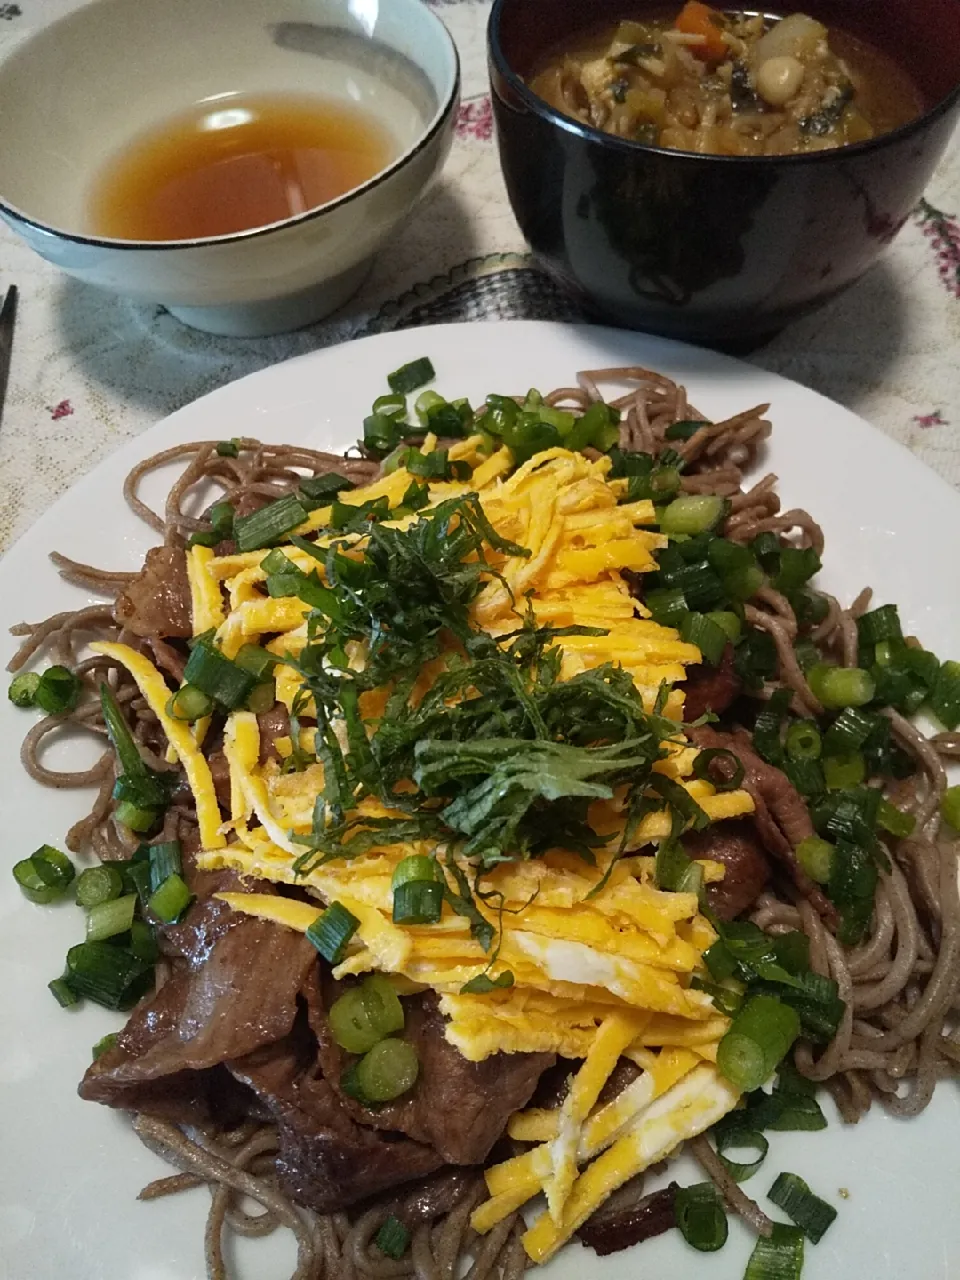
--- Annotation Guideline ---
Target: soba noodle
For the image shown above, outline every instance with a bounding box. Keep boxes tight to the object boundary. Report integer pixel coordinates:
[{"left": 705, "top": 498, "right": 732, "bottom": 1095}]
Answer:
[{"left": 7, "top": 367, "right": 959, "bottom": 1278}]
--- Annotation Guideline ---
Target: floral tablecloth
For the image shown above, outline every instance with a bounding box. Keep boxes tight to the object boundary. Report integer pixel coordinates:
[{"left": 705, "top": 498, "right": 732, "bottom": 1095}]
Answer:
[{"left": 1, "top": 0, "right": 959, "bottom": 555}]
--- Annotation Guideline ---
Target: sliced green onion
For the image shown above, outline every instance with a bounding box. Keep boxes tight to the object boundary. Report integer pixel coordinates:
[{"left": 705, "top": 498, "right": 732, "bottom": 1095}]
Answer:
[
  {"left": 793, "top": 639, "right": 821, "bottom": 673},
  {"left": 130, "top": 919, "right": 159, "bottom": 963},
  {"left": 306, "top": 901, "right": 360, "bottom": 964},
  {"left": 216, "top": 439, "right": 240, "bottom": 458},
  {"left": 660, "top": 495, "right": 728, "bottom": 536},
  {"left": 664, "top": 418, "right": 709, "bottom": 441},
  {"left": 208, "top": 500, "right": 234, "bottom": 540},
  {"left": 941, "top": 785, "right": 960, "bottom": 831},
  {"left": 667, "top": 563, "right": 725, "bottom": 612},
  {"left": 114, "top": 800, "right": 158, "bottom": 833},
  {"left": 930, "top": 659, "right": 960, "bottom": 730},
  {"left": 752, "top": 689, "right": 792, "bottom": 765},
  {"left": 246, "top": 680, "right": 277, "bottom": 715},
  {"left": 364, "top": 412, "right": 403, "bottom": 455},
  {"left": 65, "top": 941, "right": 151, "bottom": 1010},
  {"left": 8, "top": 671, "right": 40, "bottom": 707},
  {"left": 148, "top": 872, "right": 192, "bottom": 924},
  {"left": 48, "top": 977, "right": 79, "bottom": 1008},
  {"left": 679, "top": 611, "right": 727, "bottom": 666},
  {"left": 876, "top": 797, "right": 914, "bottom": 838},
  {"left": 86, "top": 893, "right": 137, "bottom": 942},
  {"left": 857, "top": 603, "right": 902, "bottom": 646},
  {"left": 355, "top": 1037, "right": 419, "bottom": 1103},
  {"left": 183, "top": 640, "right": 257, "bottom": 710},
  {"left": 784, "top": 758, "right": 825, "bottom": 799},
  {"left": 299, "top": 471, "right": 355, "bottom": 508},
  {"left": 774, "top": 546, "right": 820, "bottom": 591},
  {"left": 822, "top": 707, "right": 876, "bottom": 756},
  {"left": 187, "top": 531, "right": 219, "bottom": 549},
  {"left": 123, "top": 857, "right": 153, "bottom": 907},
  {"left": 795, "top": 836, "right": 834, "bottom": 884},
  {"left": 35, "top": 665, "right": 82, "bottom": 715},
  {"left": 645, "top": 587, "right": 688, "bottom": 627},
  {"left": 91, "top": 1032, "right": 120, "bottom": 1060},
  {"left": 715, "top": 1126, "right": 768, "bottom": 1182},
  {"left": 391, "top": 855, "right": 441, "bottom": 889},
  {"left": 717, "top": 995, "right": 800, "bottom": 1093},
  {"left": 100, "top": 684, "right": 146, "bottom": 778},
  {"left": 706, "top": 538, "right": 754, "bottom": 573},
  {"left": 769, "top": 1172, "right": 837, "bottom": 1244},
  {"left": 822, "top": 751, "right": 865, "bottom": 791},
  {"left": 75, "top": 864, "right": 125, "bottom": 909},
  {"left": 234, "top": 494, "right": 308, "bottom": 553},
  {"left": 12, "top": 858, "right": 60, "bottom": 904},
  {"left": 750, "top": 531, "right": 782, "bottom": 569},
  {"left": 387, "top": 357, "right": 435, "bottom": 395},
  {"left": 785, "top": 720, "right": 821, "bottom": 762},
  {"left": 234, "top": 644, "right": 278, "bottom": 679},
  {"left": 692, "top": 747, "right": 745, "bottom": 792},
  {"left": 146, "top": 841, "right": 182, "bottom": 892},
  {"left": 392, "top": 880, "right": 444, "bottom": 925},
  {"left": 674, "top": 1182, "right": 728, "bottom": 1252},
  {"left": 31, "top": 845, "right": 76, "bottom": 892},
  {"left": 705, "top": 610, "right": 741, "bottom": 643},
  {"left": 329, "top": 975, "right": 405, "bottom": 1054},
  {"left": 807, "top": 664, "right": 875, "bottom": 709},
  {"left": 165, "top": 684, "right": 215, "bottom": 722},
  {"left": 827, "top": 841, "right": 878, "bottom": 946},
  {"left": 375, "top": 1215, "right": 410, "bottom": 1259},
  {"left": 744, "top": 1223, "right": 804, "bottom": 1280}
]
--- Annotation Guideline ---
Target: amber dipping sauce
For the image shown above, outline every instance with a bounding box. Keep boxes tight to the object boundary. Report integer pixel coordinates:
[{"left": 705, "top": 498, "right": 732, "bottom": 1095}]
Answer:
[{"left": 89, "top": 93, "right": 395, "bottom": 241}]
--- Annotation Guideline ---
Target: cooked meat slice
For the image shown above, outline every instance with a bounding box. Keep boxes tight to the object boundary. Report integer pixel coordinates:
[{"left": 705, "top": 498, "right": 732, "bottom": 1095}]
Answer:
[
  {"left": 313, "top": 988, "right": 553, "bottom": 1165},
  {"left": 206, "top": 749, "right": 232, "bottom": 810},
  {"left": 229, "top": 1029, "right": 444, "bottom": 1212},
  {"left": 689, "top": 725, "right": 837, "bottom": 922},
  {"left": 257, "top": 704, "right": 291, "bottom": 765},
  {"left": 114, "top": 544, "right": 192, "bottom": 638},
  {"left": 683, "top": 818, "right": 770, "bottom": 920},
  {"left": 274, "top": 1078, "right": 444, "bottom": 1213},
  {"left": 79, "top": 918, "right": 316, "bottom": 1116},
  {"left": 597, "top": 1056, "right": 641, "bottom": 1105},
  {"left": 577, "top": 1182, "right": 679, "bottom": 1256},
  {"left": 682, "top": 644, "right": 742, "bottom": 721}
]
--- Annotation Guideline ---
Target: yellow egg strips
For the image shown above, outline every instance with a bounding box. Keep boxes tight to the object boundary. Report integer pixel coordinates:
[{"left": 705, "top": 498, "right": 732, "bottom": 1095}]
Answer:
[{"left": 116, "top": 437, "right": 755, "bottom": 1264}]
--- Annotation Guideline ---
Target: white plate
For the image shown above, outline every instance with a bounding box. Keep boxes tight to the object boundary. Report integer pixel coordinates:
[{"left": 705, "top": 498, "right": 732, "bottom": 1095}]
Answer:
[{"left": 0, "top": 320, "right": 957, "bottom": 1280}]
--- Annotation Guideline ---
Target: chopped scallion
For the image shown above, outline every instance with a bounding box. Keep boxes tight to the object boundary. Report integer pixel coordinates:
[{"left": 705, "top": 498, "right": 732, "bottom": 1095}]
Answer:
[
  {"left": 375, "top": 1215, "right": 410, "bottom": 1260},
  {"left": 65, "top": 942, "right": 151, "bottom": 1010},
  {"left": 660, "top": 494, "right": 728, "bottom": 536},
  {"left": 329, "top": 974, "right": 405, "bottom": 1053},
  {"left": 13, "top": 857, "right": 62, "bottom": 904},
  {"left": 680, "top": 611, "right": 727, "bottom": 666},
  {"left": 941, "top": 785, "right": 960, "bottom": 831},
  {"left": 8, "top": 670, "right": 40, "bottom": 708},
  {"left": 355, "top": 1037, "right": 419, "bottom": 1102},
  {"left": 785, "top": 720, "right": 821, "bottom": 762},
  {"left": 877, "top": 797, "right": 915, "bottom": 838},
  {"left": 35, "top": 665, "right": 82, "bottom": 715},
  {"left": 392, "top": 880, "right": 444, "bottom": 925},
  {"left": 113, "top": 800, "right": 158, "bottom": 833},
  {"left": 48, "top": 977, "right": 79, "bottom": 1008},
  {"left": 857, "top": 603, "right": 902, "bottom": 646},
  {"left": 807, "top": 664, "right": 875, "bottom": 709},
  {"left": 768, "top": 1172, "right": 837, "bottom": 1244},
  {"left": 234, "top": 644, "right": 278, "bottom": 680},
  {"left": 91, "top": 1032, "right": 120, "bottom": 1060},
  {"left": 183, "top": 640, "right": 257, "bottom": 710},
  {"left": 146, "top": 841, "right": 183, "bottom": 893},
  {"left": 822, "top": 751, "right": 866, "bottom": 791},
  {"left": 692, "top": 747, "right": 745, "bottom": 792},
  {"left": 148, "top": 872, "right": 193, "bottom": 924},
  {"left": 714, "top": 1126, "right": 768, "bottom": 1182},
  {"left": 929, "top": 659, "right": 960, "bottom": 730},
  {"left": 216, "top": 439, "right": 240, "bottom": 457},
  {"left": 76, "top": 864, "right": 125, "bottom": 909},
  {"left": 86, "top": 893, "right": 137, "bottom": 941},
  {"left": 31, "top": 845, "right": 76, "bottom": 892},
  {"left": 387, "top": 356, "right": 435, "bottom": 395},
  {"left": 743, "top": 1223, "right": 804, "bottom": 1280},
  {"left": 165, "top": 683, "right": 214, "bottom": 722},
  {"left": 234, "top": 494, "right": 308, "bottom": 552},
  {"left": 306, "top": 901, "right": 360, "bottom": 964},
  {"left": 705, "top": 610, "right": 741, "bottom": 643},
  {"left": 674, "top": 1182, "right": 728, "bottom": 1252},
  {"left": 716, "top": 995, "right": 800, "bottom": 1093},
  {"left": 795, "top": 836, "right": 834, "bottom": 884},
  {"left": 129, "top": 919, "right": 159, "bottom": 963}
]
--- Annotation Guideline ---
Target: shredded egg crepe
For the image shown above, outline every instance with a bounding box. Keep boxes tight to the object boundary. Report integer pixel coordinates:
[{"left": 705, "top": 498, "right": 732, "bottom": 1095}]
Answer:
[{"left": 107, "top": 441, "right": 755, "bottom": 1258}]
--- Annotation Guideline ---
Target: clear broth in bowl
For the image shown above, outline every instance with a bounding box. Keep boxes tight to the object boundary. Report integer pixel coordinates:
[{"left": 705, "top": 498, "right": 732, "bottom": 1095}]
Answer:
[{"left": 88, "top": 92, "right": 396, "bottom": 241}]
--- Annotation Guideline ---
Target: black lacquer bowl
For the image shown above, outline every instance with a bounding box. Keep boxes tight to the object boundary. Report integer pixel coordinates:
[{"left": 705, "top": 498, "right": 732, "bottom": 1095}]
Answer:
[{"left": 488, "top": 0, "right": 960, "bottom": 344}]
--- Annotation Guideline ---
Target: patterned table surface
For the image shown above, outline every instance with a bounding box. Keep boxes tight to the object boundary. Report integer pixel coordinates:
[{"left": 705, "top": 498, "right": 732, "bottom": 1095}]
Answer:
[{"left": 1, "top": 0, "right": 959, "bottom": 555}]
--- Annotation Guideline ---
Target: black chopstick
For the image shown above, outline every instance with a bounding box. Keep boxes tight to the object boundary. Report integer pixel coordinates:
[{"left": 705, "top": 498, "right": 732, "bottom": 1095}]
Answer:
[{"left": 0, "top": 285, "right": 19, "bottom": 429}]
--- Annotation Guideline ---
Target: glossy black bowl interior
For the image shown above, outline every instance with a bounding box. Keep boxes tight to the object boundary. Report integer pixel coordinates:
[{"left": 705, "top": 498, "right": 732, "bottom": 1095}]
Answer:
[{"left": 488, "top": 0, "right": 960, "bottom": 344}]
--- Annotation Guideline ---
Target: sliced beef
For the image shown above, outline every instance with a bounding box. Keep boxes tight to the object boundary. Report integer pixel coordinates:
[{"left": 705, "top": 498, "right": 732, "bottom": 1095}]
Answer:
[
  {"left": 689, "top": 725, "right": 837, "bottom": 923},
  {"left": 257, "top": 704, "right": 291, "bottom": 765},
  {"left": 577, "top": 1182, "right": 679, "bottom": 1256},
  {"left": 114, "top": 544, "right": 192, "bottom": 638},
  {"left": 683, "top": 818, "right": 770, "bottom": 921},
  {"left": 313, "top": 988, "right": 553, "bottom": 1165},
  {"left": 682, "top": 644, "right": 742, "bottom": 721},
  {"left": 79, "top": 916, "right": 316, "bottom": 1119},
  {"left": 207, "top": 750, "right": 232, "bottom": 811},
  {"left": 228, "top": 1028, "right": 443, "bottom": 1211}
]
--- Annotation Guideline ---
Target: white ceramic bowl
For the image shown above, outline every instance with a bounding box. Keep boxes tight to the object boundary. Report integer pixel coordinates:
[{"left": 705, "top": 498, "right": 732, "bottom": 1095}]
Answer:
[{"left": 0, "top": 0, "right": 459, "bottom": 336}]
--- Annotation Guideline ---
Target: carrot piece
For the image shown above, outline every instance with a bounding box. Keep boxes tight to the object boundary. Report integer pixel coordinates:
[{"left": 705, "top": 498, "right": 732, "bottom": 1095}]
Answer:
[{"left": 674, "top": 1, "right": 728, "bottom": 63}]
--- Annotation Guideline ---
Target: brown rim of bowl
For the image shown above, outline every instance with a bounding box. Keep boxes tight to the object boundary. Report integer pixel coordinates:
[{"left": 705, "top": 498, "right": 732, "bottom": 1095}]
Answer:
[
  {"left": 0, "top": 39, "right": 460, "bottom": 252},
  {"left": 487, "top": 0, "right": 960, "bottom": 167}
]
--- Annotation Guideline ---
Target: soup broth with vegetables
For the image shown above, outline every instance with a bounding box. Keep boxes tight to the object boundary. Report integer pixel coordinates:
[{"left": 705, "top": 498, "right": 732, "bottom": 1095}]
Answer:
[{"left": 528, "top": 4, "right": 924, "bottom": 156}]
